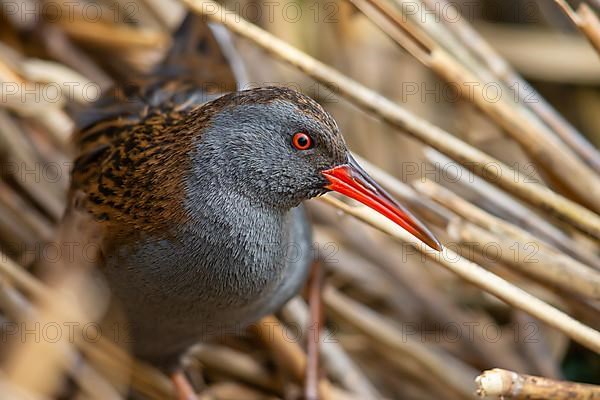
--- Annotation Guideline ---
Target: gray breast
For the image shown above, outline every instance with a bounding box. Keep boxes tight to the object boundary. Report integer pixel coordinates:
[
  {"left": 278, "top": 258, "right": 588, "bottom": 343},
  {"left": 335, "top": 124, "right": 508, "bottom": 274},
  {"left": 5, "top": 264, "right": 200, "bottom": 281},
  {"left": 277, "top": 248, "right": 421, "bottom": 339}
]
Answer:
[{"left": 101, "top": 205, "right": 312, "bottom": 363}]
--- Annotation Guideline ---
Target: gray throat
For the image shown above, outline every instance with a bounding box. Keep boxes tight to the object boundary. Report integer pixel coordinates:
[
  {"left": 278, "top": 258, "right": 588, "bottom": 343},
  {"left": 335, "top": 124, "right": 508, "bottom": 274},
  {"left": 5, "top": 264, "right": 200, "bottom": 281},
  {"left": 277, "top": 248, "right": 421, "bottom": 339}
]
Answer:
[{"left": 180, "top": 176, "right": 292, "bottom": 310}]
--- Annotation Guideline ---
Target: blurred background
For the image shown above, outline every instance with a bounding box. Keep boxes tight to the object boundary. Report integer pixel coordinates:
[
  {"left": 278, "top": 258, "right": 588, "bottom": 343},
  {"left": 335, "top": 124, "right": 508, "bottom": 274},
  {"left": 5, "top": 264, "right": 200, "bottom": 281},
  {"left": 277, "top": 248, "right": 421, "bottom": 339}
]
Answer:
[{"left": 0, "top": 0, "right": 600, "bottom": 399}]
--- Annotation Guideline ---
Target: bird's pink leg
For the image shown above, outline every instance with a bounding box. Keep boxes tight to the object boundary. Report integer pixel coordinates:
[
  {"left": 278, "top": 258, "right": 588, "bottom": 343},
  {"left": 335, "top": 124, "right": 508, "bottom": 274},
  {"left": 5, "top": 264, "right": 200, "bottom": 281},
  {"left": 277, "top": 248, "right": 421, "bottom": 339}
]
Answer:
[
  {"left": 171, "top": 369, "right": 198, "bottom": 400},
  {"left": 305, "top": 260, "right": 324, "bottom": 400}
]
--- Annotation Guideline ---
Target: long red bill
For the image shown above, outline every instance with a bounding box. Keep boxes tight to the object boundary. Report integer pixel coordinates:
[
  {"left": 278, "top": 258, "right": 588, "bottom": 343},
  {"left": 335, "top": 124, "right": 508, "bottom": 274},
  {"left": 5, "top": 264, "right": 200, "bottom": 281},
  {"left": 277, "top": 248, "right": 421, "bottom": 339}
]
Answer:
[{"left": 322, "top": 155, "right": 442, "bottom": 251}]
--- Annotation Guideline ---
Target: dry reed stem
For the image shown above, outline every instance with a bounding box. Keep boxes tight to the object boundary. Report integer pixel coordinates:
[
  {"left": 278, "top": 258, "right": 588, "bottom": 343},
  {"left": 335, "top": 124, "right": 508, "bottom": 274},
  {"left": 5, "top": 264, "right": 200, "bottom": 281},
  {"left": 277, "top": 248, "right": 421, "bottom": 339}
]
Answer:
[
  {"left": 354, "top": 0, "right": 600, "bottom": 212},
  {"left": 0, "top": 111, "right": 40, "bottom": 171},
  {"left": 346, "top": 0, "right": 432, "bottom": 64},
  {"left": 251, "top": 316, "right": 306, "bottom": 382},
  {"left": 4, "top": 273, "right": 105, "bottom": 398},
  {"left": 281, "top": 298, "right": 381, "bottom": 399},
  {"left": 0, "top": 180, "right": 54, "bottom": 242},
  {"left": 366, "top": 345, "right": 470, "bottom": 400},
  {"left": 355, "top": 151, "right": 600, "bottom": 273},
  {"left": 187, "top": 344, "right": 279, "bottom": 392},
  {"left": 324, "top": 286, "right": 477, "bottom": 400},
  {"left": 0, "top": 279, "right": 34, "bottom": 321},
  {"left": 315, "top": 228, "right": 438, "bottom": 317},
  {"left": 312, "top": 208, "right": 532, "bottom": 372},
  {"left": 579, "top": 3, "right": 600, "bottom": 54},
  {"left": 512, "top": 312, "right": 564, "bottom": 379},
  {"left": 199, "top": 382, "right": 280, "bottom": 400},
  {"left": 476, "top": 368, "right": 600, "bottom": 399},
  {"left": 305, "top": 262, "right": 323, "bottom": 400},
  {"left": 428, "top": 50, "right": 600, "bottom": 211},
  {"left": 319, "top": 195, "right": 600, "bottom": 355},
  {"left": 0, "top": 377, "right": 45, "bottom": 400},
  {"left": 414, "top": 179, "right": 600, "bottom": 299},
  {"left": 0, "top": 251, "right": 176, "bottom": 399},
  {"left": 0, "top": 111, "right": 67, "bottom": 216},
  {"left": 422, "top": 149, "right": 600, "bottom": 269},
  {"left": 40, "top": 25, "right": 115, "bottom": 91},
  {"left": 250, "top": 316, "right": 337, "bottom": 400},
  {"left": 70, "top": 359, "right": 124, "bottom": 400},
  {"left": 0, "top": 59, "right": 73, "bottom": 146},
  {"left": 555, "top": 1, "right": 600, "bottom": 56},
  {"left": 181, "top": 0, "right": 600, "bottom": 240},
  {"left": 58, "top": 17, "right": 170, "bottom": 50},
  {"left": 421, "top": 0, "right": 600, "bottom": 173},
  {"left": 20, "top": 59, "right": 93, "bottom": 104},
  {"left": 452, "top": 221, "right": 600, "bottom": 298},
  {"left": 0, "top": 251, "right": 52, "bottom": 301}
]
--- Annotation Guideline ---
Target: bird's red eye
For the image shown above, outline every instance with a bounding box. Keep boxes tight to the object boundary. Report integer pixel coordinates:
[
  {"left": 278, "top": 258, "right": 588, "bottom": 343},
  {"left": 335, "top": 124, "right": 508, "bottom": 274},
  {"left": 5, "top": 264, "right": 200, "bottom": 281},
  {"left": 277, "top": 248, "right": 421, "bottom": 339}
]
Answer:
[{"left": 292, "top": 132, "right": 313, "bottom": 150}]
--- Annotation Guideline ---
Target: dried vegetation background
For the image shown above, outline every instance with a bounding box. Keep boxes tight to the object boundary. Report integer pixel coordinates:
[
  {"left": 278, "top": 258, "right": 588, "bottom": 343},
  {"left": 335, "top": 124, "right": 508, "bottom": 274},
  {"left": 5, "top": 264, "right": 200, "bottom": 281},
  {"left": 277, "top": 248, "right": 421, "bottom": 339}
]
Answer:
[{"left": 0, "top": 0, "right": 600, "bottom": 399}]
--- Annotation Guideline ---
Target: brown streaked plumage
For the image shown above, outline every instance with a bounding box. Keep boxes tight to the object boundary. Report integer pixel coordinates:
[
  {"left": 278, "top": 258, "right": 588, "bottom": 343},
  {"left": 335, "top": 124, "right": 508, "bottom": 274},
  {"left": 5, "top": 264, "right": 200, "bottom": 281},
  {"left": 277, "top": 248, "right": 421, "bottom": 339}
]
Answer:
[
  {"left": 69, "top": 14, "right": 242, "bottom": 246},
  {"left": 71, "top": 86, "right": 342, "bottom": 243},
  {"left": 72, "top": 104, "right": 195, "bottom": 236}
]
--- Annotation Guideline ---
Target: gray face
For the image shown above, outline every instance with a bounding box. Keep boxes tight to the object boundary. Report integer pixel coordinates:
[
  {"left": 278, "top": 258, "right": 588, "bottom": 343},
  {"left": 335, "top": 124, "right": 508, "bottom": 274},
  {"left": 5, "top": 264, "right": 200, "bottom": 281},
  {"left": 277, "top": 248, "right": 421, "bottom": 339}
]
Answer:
[{"left": 192, "top": 92, "right": 348, "bottom": 210}]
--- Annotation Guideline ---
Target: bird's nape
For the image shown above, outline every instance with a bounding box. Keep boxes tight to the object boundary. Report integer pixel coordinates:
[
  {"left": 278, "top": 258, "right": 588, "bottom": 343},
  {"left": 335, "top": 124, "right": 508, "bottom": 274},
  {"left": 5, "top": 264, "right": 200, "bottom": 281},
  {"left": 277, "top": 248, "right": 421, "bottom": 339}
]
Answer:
[{"left": 322, "top": 154, "right": 442, "bottom": 251}]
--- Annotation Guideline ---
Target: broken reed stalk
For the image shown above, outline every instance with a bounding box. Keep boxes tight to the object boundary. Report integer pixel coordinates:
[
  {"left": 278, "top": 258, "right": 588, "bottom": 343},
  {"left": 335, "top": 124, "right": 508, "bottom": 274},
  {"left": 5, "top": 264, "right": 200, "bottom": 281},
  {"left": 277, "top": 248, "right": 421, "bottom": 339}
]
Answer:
[
  {"left": 476, "top": 368, "right": 600, "bottom": 399},
  {"left": 351, "top": 0, "right": 600, "bottom": 213},
  {"left": 414, "top": 179, "right": 600, "bottom": 299},
  {"left": 250, "top": 316, "right": 337, "bottom": 400},
  {"left": 421, "top": 0, "right": 600, "bottom": 173},
  {"left": 554, "top": 1, "right": 600, "bottom": 56},
  {"left": 181, "top": 0, "right": 600, "bottom": 240},
  {"left": 319, "top": 195, "right": 600, "bottom": 355}
]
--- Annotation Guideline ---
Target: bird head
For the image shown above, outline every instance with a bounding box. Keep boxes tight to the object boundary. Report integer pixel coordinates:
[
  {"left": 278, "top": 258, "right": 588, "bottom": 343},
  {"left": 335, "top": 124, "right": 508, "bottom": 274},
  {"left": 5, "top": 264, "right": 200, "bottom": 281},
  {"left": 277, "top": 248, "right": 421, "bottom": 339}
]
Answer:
[{"left": 190, "top": 86, "right": 441, "bottom": 251}]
